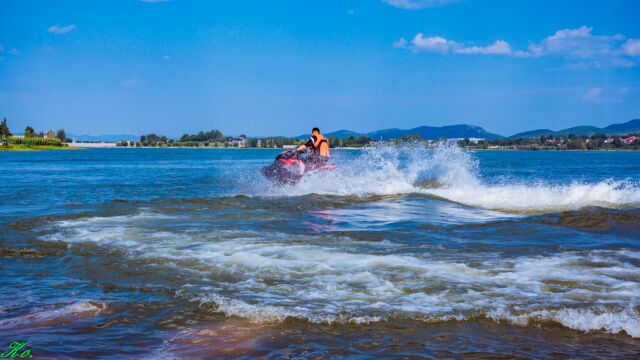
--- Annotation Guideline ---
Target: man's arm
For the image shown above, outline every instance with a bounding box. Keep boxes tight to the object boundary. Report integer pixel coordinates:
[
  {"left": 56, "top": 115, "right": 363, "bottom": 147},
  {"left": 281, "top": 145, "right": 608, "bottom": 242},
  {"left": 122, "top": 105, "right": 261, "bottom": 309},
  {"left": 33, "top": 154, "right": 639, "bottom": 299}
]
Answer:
[{"left": 297, "top": 136, "right": 315, "bottom": 152}]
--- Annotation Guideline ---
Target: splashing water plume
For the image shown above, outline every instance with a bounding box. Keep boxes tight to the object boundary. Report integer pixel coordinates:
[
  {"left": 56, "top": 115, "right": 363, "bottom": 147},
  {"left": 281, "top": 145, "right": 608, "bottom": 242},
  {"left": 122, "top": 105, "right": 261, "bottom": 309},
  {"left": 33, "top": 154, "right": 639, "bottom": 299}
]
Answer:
[
  {"left": 262, "top": 143, "right": 477, "bottom": 197},
  {"left": 259, "top": 144, "right": 640, "bottom": 212}
]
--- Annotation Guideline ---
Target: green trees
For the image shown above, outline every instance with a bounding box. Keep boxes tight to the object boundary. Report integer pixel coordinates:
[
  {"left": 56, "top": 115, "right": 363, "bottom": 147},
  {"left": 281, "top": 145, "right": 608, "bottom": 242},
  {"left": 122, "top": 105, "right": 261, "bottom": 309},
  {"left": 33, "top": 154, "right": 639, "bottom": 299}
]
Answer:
[
  {"left": 1, "top": 118, "right": 11, "bottom": 145},
  {"left": 140, "top": 130, "right": 233, "bottom": 147},
  {"left": 56, "top": 129, "right": 67, "bottom": 142},
  {"left": 178, "top": 130, "right": 226, "bottom": 143},
  {"left": 131, "top": 130, "right": 374, "bottom": 148},
  {"left": 10, "top": 137, "right": 62, "bottom": 147},
  {"left": 326, "top": 136, "right": 371, "bottom": 147},
  {"left": 24, "top": 126, "right": 35, "bottom": 137},
  {"left": 0, "top": 118, "right": 11, "bottom": 137},
  {"left": 213, "top": 130, "right": 224, "bottom": 142},
  {"left": 566, "top": 136, "right": 587, "bottom": 150},
  {"left": 396, "top": 134, "right": 424, "bottom": 143},
  {"left": 460, "top": 132, "right": 640, "bottom": 150},
  {"left": 139, "top": 133, "right": 169, "bottom": 146}
]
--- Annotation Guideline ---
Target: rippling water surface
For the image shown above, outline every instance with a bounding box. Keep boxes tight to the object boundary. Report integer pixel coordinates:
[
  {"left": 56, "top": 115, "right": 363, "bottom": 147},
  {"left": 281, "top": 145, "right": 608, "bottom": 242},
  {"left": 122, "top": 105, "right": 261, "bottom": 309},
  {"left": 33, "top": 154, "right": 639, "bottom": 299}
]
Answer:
[{"left": 1, "top": 146, "right": 640, "bottom": 358}]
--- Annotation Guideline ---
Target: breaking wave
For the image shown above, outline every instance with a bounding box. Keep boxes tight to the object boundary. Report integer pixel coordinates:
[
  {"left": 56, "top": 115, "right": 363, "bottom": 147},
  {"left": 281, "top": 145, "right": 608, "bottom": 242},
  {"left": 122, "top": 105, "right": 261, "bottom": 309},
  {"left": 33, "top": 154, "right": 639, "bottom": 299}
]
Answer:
[
  {"left": 43, "top": 212, "right": 640, "bottom": 338},
  {"left": 261, "top": 144, "right": 640, "bottom": 213}
]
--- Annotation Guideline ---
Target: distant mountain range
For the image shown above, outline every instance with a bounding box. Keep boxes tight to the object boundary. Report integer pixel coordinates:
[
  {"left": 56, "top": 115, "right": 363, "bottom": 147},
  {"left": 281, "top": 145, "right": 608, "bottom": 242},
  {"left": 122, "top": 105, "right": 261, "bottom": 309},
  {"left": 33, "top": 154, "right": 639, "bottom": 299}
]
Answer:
[
  {"left": 298, "top": 119, "right": 640, "bottom": 140},
  {"left": 509, "top": 119, "right": 640, "bottom": 138},
  {"left": 68, "top": 119, "right": 640, "bottom": 142},
  {"left": 367, "top": 125, "right": 503, "bottom": 140},
  {"left": 297, "top": 124, "right": 502, "bottom": 140}
]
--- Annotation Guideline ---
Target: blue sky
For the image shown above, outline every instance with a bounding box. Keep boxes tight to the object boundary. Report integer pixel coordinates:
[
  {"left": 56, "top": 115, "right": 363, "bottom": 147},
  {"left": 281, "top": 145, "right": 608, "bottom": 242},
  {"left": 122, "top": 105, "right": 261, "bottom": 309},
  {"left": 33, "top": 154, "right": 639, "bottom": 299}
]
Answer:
[{"left": 1, "top": 0, "right": 639, "bottom": 137}]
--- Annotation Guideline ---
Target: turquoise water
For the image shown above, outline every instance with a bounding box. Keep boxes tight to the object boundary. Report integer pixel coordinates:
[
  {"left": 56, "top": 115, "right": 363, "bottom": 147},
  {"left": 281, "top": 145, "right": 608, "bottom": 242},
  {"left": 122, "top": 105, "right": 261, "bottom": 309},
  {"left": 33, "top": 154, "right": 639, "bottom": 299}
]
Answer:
[{"left": 1, "top": 146, "right": 640, "bottom": 358}]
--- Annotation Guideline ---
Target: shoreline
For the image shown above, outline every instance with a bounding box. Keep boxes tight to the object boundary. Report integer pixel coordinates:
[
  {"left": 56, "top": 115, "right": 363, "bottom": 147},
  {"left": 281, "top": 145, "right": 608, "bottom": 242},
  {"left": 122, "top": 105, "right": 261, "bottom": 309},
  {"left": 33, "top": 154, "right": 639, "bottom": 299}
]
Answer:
[{"left": 0, "top": 145, "right": 78, "bottom": 152}]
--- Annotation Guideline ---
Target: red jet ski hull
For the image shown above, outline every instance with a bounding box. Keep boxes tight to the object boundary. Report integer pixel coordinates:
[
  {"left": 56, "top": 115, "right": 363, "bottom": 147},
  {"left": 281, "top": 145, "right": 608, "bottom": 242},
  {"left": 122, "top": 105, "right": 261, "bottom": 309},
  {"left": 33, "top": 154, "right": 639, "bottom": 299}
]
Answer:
[{"left": 261, "top": 150, "right": 335, "bottom": 184}]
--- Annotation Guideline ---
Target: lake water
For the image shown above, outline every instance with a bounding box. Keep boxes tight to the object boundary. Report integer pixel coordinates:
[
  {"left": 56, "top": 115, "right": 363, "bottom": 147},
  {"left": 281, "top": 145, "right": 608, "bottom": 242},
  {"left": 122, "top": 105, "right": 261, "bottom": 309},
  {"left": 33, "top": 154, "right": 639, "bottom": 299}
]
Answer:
[{"left": 1, "top": 146, "right": 640, "bottom": 358}]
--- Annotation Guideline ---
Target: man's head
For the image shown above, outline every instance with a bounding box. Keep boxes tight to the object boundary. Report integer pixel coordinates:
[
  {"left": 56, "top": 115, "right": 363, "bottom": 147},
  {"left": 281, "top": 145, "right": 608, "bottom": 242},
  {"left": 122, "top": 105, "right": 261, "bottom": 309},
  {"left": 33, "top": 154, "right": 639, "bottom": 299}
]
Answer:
[{"left": 312, "top": 127, "right": 320, "bottom": 134}]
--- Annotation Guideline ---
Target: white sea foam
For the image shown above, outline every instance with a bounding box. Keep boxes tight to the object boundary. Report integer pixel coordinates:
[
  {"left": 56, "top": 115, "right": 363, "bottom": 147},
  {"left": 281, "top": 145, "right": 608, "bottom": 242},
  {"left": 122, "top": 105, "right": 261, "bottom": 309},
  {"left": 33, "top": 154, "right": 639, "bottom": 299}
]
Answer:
[
  {"left": 44, "top": 213, "right": 640, "bottom": 338},
  {"left": 0, "top": 301, "right": 107, "bottom": 329},
  {"left": 262, "top": 144, "right": 640, "bottom": 212},
  {"left": 488, "top": 306, "right": 640, "bottom": 338},
  {"left": 428, "top": 179, "right": 640, "bottom": 213}
]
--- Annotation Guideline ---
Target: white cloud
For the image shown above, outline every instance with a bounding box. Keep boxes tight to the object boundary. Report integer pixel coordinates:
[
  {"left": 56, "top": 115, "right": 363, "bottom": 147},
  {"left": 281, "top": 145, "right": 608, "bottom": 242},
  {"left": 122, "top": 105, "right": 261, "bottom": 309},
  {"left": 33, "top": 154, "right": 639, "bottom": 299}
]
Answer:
[
  {"left": 514, "top": 26, "right": 635, "bottom": 67},
  {"left": 397, "top": 25, "right": 638, "bottom": 67},
  {"left": 383, "top": 0, "right": 461, "bottom": 9},
  {"left": 455, "top": 40, "right": 511, "bottom": 55},
  {"left": 623, "top": 39, "right": 640, "bottom": 57},
  {"left": 406, "top": 34, "right": 511, "bottom": 55},
  {"left": 47, "top": 24, "right": 76, "bottom": 34},
  {"left": 522, "top": 26, "right": 622, "bottom": 59},
  {"left": 412, "top": 34, "right": 454, "bottom": 53}
]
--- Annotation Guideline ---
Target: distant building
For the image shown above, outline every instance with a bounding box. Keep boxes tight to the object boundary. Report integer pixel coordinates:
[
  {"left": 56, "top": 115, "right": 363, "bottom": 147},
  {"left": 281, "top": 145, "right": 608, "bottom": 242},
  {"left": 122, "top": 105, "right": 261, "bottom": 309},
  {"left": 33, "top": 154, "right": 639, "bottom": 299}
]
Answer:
[
  {"left": 256, "top": 139, "right": 262, "bottom": 148},
  {"left": 621, "top": 136, "right": 640, "bottom": 144},
  {"left": 447, "top": 137, "right": 485, "bottom": 144},
  {"left": 229, "top": 136, "right": 246, "bottom": 148}
]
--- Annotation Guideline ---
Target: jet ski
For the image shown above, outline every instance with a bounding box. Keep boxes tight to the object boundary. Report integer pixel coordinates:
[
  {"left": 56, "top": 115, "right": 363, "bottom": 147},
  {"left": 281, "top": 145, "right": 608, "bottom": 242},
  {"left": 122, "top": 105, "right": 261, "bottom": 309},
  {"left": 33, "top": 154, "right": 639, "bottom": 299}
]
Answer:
[{"left": 261, "top": 149, "right": 336, "bottom": 184}]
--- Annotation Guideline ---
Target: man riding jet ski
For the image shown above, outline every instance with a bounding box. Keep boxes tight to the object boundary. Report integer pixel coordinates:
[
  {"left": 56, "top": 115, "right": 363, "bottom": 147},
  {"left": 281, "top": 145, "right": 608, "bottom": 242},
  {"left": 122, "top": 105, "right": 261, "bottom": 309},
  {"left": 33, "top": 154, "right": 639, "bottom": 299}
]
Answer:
[
  {"left": 261, "top": 127, "right": 336, "bottom": 184},
  {"left": 297, "top": 127, "right": 331, "bottom": 169}
]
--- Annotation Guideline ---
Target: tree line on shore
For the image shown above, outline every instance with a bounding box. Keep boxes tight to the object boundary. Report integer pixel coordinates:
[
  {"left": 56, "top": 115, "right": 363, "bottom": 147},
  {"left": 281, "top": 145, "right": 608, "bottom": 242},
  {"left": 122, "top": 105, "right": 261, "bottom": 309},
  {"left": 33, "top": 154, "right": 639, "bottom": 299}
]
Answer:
[
  {"left": 0, "top": 118, "right": 68, "bottom": 147},
  {"left": 117, "top": 130, "right": 372, "bottom": 148},
  {"left": 459, "top": 133, "right": 640, "bottom": 150},
  {"left": 91, "top": 129, "right": 640, "bottom": 151},
  {"left": 3, "top": 115, "right": 639, "bottom": 151}
]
